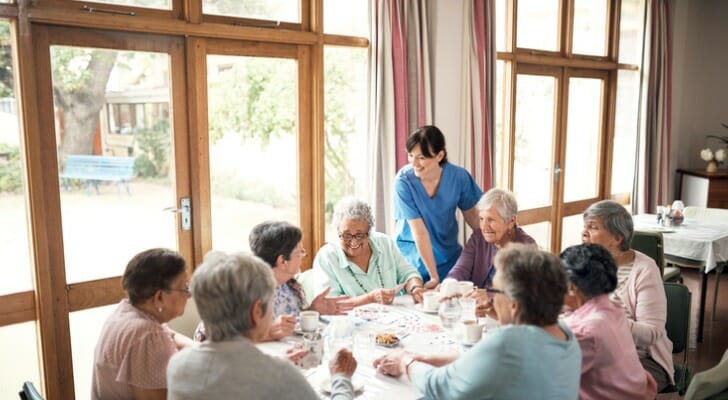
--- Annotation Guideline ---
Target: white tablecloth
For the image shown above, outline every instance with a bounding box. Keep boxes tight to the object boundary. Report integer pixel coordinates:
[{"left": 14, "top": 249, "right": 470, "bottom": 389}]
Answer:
[
  {"left": 633, "top": 214, "right": 728, "bottom": 273},
  {"left": 258, "top": 296, "right": 490, "bottom": 399}
]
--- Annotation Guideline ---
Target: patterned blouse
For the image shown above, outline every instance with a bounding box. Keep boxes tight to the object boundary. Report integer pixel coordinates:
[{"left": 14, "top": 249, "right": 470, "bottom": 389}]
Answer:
[{"left": 193, "top": 281, "right": 308, "bottom": 342}]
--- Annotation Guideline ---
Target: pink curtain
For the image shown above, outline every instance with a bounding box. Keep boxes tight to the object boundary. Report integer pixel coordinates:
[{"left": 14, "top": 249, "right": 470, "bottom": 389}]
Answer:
[
  {"left": 460, "top": 0, "right": 495, "bottom": 190},
  {"left": 369, "top": 0, "right": 432, "bottom": 233},
  {"left": 636, "top": 0, "right": 672, "bottom": 212}
]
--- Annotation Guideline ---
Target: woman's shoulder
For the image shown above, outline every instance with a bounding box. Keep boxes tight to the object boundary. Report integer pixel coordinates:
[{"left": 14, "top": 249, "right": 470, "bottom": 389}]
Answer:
[
  {"left": 630, "top": 250, "right": 661, "bottom": 279},
  {"left": 515, "top": 227, "right": 537, "bottom": 245}
]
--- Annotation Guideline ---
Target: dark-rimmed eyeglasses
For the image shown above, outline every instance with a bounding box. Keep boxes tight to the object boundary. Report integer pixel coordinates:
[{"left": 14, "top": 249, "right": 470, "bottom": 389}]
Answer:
[{"left": 338, "top": 232, "right": 369, "bottom": 241}]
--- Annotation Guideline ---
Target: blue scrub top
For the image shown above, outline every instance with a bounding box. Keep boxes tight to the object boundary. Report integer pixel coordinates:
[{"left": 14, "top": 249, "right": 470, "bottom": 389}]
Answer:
[{"left": 393, "top": 162, "right": 483, "bottom": 281}]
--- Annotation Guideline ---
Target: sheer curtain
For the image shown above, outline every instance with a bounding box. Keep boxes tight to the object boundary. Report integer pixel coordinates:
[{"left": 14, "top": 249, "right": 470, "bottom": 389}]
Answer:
[
  {"left": 635, "top": 0, "right": 672, "bottom": 213},
  {"left": 369, "top": 0, "right": 432, "bottom": 233}
]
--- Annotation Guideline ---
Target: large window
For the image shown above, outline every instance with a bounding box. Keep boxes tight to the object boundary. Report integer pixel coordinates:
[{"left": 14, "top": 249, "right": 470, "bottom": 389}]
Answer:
[
  {"left": 1, "top": 1, "right": 370, "bottom": 397},
  {"left": 496, "top": 0, "right": 646, "bottom": 252}
]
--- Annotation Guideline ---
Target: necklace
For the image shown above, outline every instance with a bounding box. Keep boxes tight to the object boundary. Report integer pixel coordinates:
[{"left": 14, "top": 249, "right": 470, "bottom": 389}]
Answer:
[{"left": 346, "top": 261, "right": 385, "bottom": 294}]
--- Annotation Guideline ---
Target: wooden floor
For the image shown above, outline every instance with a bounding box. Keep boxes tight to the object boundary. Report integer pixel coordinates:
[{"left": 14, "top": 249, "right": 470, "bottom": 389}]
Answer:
[{"left": 658, "top": 268, "right": 727, "bottom": 399}]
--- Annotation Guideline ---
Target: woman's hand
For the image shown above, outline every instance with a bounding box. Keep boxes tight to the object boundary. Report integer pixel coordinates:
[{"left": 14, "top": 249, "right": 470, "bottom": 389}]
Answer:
[
  {"left": 423, "top": 277, "right": 440, "bottom": 290},
  {"left": 285, "top": 344, "right": 309, "bottom": 363},
  {"left": 329, "top": 348, "right": 357, "bottom": 377},
  {"left": 411, "top": 286, "right": 425, "bottom": 303},
  {"left": 465, "top": 289, "right": 496, "bottom": 319},
  {"left": 268, "top": 314, "right": 296, "bottom": 340},
  {"left": 373, "top": 349, "right": 412, "bottom": 377},
  {"left": 368, "top": 288, "right": 397, "bottom": 304},
  {"left": 310, "top": 287, "right": 356, "bottom": 315}
]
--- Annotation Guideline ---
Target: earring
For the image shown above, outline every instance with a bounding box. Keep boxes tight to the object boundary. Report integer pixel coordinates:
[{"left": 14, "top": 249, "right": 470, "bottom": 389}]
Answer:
[{"left": 158, "top": 307, "right": 163, "bottom": 313}]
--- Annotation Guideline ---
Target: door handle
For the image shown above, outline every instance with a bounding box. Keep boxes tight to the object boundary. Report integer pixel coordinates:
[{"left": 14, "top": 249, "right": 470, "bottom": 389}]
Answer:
[{"left": 164, "top": 198, "right": 191, "bottom": 231}]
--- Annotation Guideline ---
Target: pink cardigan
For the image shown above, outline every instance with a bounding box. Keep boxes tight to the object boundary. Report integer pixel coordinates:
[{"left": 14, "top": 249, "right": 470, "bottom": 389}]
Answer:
[
  {"left": 616, "top": 250, "right": 674, "bottom": 384},
  {"left": 566, "top": 294, "right": 657, "bottom": 399}
]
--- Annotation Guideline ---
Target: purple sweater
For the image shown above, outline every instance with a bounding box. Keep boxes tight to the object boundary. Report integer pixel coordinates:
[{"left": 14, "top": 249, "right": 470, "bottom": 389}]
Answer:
[{"left": 446, "top": 227, "right": 536, "bottom": 288}]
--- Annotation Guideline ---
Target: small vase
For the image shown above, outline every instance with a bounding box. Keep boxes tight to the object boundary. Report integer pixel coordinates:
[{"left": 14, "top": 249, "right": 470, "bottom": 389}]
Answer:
[{"left": 706, "top": 160, "right": 718, "bottom": 172}]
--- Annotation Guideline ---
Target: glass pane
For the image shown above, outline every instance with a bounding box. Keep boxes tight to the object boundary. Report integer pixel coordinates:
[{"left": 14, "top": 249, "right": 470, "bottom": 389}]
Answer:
[
  {"left": 324, "top": 46, "right": 368, "bottom": 242},
  {"left": 611, "top": 69, "right": 640, "bottom": 195},
  {"left": 74, "top": 0, "right": 171, "bottom": 10},
  {"left": 516, "top": 0, "right": 559, "bottom": 51},
  {"left": 572, "top": 0, "right": 608, "bottom": 56},
  {"left": 619, "top": 0, "right": 646, "bottom": 64},
  {"left": 70, "top": 304, "right": 116, "bottom": 400},
  {"left": 324, "top": 0, "right": 368, "bottom": 37},
  {"left": 0, "top": 20, "right": 33, "bottom": 296},
  {"left": 513, "top": 74, "right": 556, "bottom": 210},
  {"left": 520, "top": 221, "right": 551, "bottom": 250},
  {"left": 496, "top": 0, "right": 507, "bottom": 52},
  {"left": 0, "top": 322, "right": 42, "bottom": 396},
  {"left": 203, "top": 0, "right": 300, "bottom": 23},
  {"left": 564, "top": 77, "right": 603, "bottom": 202},
  {"left": 51, "top": 47, "right": 177, "bottom": 284},
  {"left": 560, "top": 214, "right": 584, "bottom": 252},
  {"left": 207, "top": 55, "right": 298, "bottom": 252}
]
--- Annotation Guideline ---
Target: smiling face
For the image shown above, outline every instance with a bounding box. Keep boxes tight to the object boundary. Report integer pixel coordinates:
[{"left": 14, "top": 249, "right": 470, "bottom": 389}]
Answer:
[
  {"left": 337, "top": 217, "right": 370, "bottom": 258},
  {"left": 407, "top": 144, "right": 443, "bottom": 178},
  {"left": 479, "top": 205, "right": 515, "bottom": 245}
]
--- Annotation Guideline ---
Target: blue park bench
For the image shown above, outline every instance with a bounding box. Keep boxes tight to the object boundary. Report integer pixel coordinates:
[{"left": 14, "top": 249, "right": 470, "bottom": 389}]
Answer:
[{"left": 59, "top": 155, "right": 135, "bottom": 195}]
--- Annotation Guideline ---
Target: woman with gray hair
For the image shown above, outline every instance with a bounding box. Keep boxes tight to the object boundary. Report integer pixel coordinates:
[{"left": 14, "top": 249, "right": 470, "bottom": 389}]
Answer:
[
  {"left": 581, "top": 200, "right": 673, "bottom": 391},
  {"left": 447, "top": 188, "right": 536, "bottom": 288},
  {"left": 561, "top": 243, "right": 657, "bottom": 399},
  {"left": 167, "top": 251, "right": 357, "bottom": 399},
  {"left": 373, "top": 244, "right": 581, "bottom": 399},
  {"left": 313, "top": 196, "right": 425, "bottom": 305}
]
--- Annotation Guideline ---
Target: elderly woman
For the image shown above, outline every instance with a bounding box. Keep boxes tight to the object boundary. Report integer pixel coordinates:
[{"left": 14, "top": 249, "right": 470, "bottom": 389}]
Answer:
[
  {"left": 313, "top": 197, "right": 425, "bottom": 305},
  {"left": 394, "top": 125, "right": 483, "bottom": 288},
  {"left": 373, "top": 244, "right": 581, "bottom": 400},
  {"left": 447, "top": 188, "right": 536, "bottom": 287},
  {"left": 167, "top": 251, "right": 357, "bottom": 399},
  {"left": 561, "top": 243, "right": 657, "bottom": 399},
  {"left": 194, "top": 221, "right": 354, "bottom": 342},
  {"left": 91, "top": 248, "right": 194, "bottom": 400},
  {"left": 581, "top": 200, "right": 674, "bottom": 391}
]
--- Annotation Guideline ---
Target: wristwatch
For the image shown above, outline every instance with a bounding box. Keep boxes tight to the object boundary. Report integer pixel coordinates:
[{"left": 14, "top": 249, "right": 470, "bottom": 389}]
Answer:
[{"left": 408, "top": 284, "right": 422, "bottom": 294}]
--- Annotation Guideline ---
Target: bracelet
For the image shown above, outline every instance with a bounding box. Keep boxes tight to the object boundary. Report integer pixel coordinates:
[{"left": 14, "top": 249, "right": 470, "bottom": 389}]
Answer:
[
  {"left": 403, "top": 356, "right": 418, "bottom": 379},
  {"left": 408, "top": 284, "right": 422, "bottom": 294}
]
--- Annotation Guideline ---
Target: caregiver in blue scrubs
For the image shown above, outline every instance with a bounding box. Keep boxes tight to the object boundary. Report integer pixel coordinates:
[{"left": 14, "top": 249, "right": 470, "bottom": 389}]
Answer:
[{"left": 393, "top": 125, "right": 482, "bottom": 288}]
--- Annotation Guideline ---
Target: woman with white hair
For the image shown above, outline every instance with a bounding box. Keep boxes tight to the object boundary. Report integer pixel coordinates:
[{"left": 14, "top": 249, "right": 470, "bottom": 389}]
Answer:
[
  {"left": 167, "top": 251, "right": 357, "bottom": 399},
  {"left": 447, "top": 188, "right": 536, "bottom": 288},
  {"left": 313, "top": 197, "right": 425, "bottom": 305}
]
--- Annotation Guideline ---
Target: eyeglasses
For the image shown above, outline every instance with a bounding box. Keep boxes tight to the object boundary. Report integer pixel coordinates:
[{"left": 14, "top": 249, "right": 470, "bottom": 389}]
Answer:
[
  {"left": 338, "top": 232, "right": 369, "bottom": 241},
  {"left": 165, "top": 285, "right": 191, "bottom": 296},
  {"left": 484, "top": 286, "right": 506, "bottom": 296}
]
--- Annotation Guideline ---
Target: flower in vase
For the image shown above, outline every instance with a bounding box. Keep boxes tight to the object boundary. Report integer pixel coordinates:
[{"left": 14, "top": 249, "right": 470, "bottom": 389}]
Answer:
[
  {"left": 716, "top": 149, "right": 726, "bottom": 162},
  {"left": 701, "top": 148, "right": 714, "bottom": 162}
]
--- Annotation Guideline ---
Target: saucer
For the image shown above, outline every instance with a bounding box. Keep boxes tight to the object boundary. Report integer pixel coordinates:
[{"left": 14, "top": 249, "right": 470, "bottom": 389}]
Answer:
[
  {"left": 319, "top": 377, "right": 364, "bottom": 394},
  {"left": 414, "top": 303, "right": 439, "bottom": 314}
]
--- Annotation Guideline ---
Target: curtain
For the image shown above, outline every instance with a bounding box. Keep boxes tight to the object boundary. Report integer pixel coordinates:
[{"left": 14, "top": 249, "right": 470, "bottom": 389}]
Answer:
[
  {"left": 369, "top": 0, "right": 432, "bottom": 233},
  {"left": 459, "top": 0, "right": 495, "bottom": 191},
  {"left": 635, "top": 0, "right": 672, "bottom": 213}
]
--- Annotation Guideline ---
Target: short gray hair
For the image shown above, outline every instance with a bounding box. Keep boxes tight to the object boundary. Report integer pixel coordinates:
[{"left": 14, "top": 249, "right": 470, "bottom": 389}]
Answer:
[
  {"left": 583, "top": 200, "right": 634, "bottom": 252},
  {"left": 477, "top": 188, "right": 518, "bottom": 222},
  {"left": 191, "top": 251, "right": 276, "bottom": 342},
  {"left": 494, "top": 243, "right": 566, "bottom": 326},
  {"left": 331, "top": 196, "right": 374, "bottom": 232}
]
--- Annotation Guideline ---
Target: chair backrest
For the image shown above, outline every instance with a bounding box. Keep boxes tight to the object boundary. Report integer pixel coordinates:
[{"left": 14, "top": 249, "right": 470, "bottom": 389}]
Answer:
[
  {"left": 683, "top": 207, "right": 728, "bottom": 223},
  {"left": 18, "top": 381, "right": 44, "bottom": 400},
  {"left": 631, "top": 230, "right": 665, "bottom": 276},
  {"left": 684, "top": 349, "right": 728, "bottom": 400},
  {"left": 664, "top": 282, "right": 691, "bottom": 355}
]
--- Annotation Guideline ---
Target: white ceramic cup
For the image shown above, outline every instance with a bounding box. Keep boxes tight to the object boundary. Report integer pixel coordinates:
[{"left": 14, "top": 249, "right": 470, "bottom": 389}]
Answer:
[
  {"left": 422, "top": 291, "right": 439, "bottom": 312},
  {"left": 458, "top": 281, "right": 474, "bottom": 295},
  {"left": 300, "top": 310, "right": 320, "bottom": 332},
  {"left": 440, "top": 278, "right": 459, "bottom": 298},
  {"left": 462, "top": 320, "right": 484, "bottom": 344}
]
